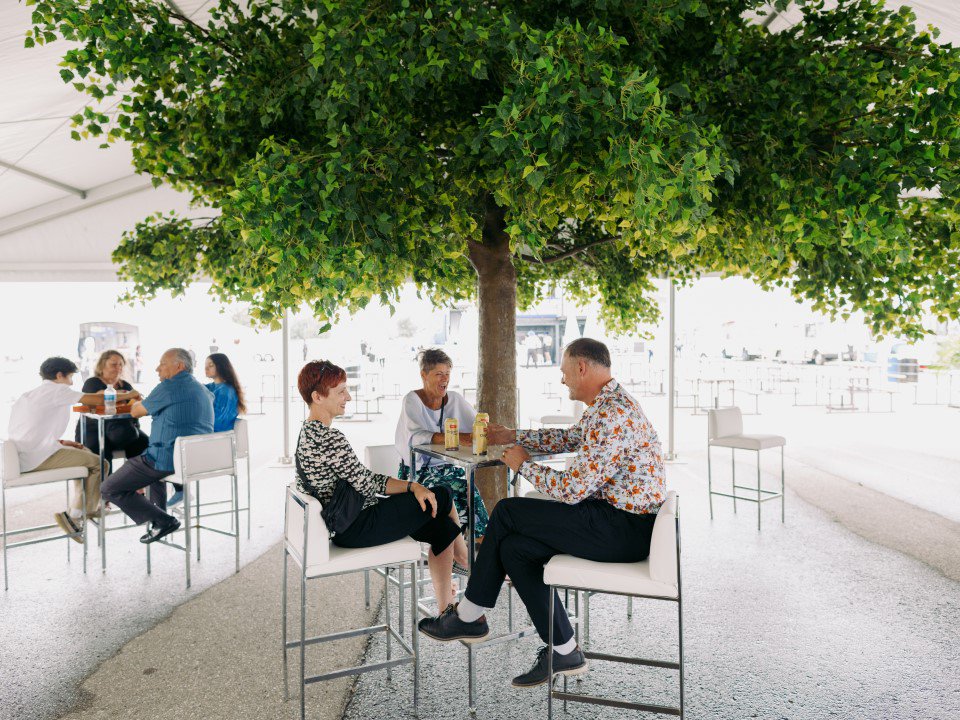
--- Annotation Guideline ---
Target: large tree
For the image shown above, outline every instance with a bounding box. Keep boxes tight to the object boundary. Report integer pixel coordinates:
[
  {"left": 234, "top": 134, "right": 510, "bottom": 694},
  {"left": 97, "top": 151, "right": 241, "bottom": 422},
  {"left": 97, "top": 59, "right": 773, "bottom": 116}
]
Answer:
[{"left": 30, "top": 0, "right": 960, "bottom": 498}]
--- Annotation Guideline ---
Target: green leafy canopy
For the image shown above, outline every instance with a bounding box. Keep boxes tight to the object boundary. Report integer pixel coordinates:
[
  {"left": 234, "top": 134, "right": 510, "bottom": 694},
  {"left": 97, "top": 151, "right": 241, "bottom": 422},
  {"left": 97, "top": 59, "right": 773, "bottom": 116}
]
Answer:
[{"left": 28, "top": 0, "right": 960, "bottom": 338}]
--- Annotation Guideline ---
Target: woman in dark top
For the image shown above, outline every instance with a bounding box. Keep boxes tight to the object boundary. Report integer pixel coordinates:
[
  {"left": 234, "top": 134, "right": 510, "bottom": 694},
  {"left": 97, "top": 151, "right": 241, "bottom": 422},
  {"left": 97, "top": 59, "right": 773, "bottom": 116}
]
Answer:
[
  {"left": 74, "top": 349, "right": 149, "bottom": 459},
  {"left": 295, "top": 360, "right": 469, "bottom": 610}
]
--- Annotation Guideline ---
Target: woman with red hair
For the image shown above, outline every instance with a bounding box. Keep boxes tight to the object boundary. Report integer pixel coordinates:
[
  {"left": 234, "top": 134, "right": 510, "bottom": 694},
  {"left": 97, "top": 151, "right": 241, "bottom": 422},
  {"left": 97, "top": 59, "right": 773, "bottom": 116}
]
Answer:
[{"left": 295, "top": 360, "right": 469, "bottom": 610}]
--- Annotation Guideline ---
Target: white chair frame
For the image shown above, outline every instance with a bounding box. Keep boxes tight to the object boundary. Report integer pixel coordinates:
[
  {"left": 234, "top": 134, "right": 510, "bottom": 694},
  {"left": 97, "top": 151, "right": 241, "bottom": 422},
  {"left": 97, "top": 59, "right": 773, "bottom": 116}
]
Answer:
[
  {"left": 545, "top": 493, "right": 683, "bottom": 718},
  {"left": 282, "top": 485, "right": 420, "bottom": 720},
  {"left": 145, "top": 431, "right": 240, "bottom": 588},
  {"left": 707, "top": 407, "right": 785, "bottom": 531},
  {"left": 1, "top": 439, "right": 90, "bottom": 590}
]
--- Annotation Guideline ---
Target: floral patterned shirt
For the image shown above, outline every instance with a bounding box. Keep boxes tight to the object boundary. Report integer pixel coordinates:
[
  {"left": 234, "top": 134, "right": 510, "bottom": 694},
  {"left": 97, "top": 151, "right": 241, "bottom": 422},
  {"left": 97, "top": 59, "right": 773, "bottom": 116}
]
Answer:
[{"left": 517, "top": 379, "right": 665, "bottom": 515}]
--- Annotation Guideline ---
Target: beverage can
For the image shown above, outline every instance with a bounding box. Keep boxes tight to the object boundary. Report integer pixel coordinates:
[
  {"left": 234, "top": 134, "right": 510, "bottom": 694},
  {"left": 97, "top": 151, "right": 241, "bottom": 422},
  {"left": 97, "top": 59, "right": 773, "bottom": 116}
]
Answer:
[
  {"left": 472, "top": 418, "right": 488, "bottom": 455},
  {"left": 475, "top": 412, "right": 489, "bottom": 425},
  {"left": 444, "top": 418, "right": 459, "bottom": 450}
]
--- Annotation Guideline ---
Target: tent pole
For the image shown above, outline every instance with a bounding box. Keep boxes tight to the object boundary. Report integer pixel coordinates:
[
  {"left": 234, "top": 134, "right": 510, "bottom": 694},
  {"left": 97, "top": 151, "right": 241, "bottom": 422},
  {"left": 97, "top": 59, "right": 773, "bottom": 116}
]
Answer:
[
  {"left": 279, "top": 309, "right": 292, "bottom": 464},
  {"left": 667, "top": 278, "right": 677, "bottom": 461}
]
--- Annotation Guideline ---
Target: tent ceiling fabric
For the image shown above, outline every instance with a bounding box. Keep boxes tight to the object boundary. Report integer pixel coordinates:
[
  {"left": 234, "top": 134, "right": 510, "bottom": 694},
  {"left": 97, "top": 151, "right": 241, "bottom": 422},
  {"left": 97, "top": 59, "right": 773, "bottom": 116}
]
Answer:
[{"left": 0, "top": 1, "right": 958, "bottom": 281}]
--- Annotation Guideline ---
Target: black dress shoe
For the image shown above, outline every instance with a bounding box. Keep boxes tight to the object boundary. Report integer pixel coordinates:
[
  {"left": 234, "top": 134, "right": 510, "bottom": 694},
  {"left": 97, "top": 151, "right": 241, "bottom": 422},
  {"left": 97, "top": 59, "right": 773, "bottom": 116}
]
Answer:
[
  {"left": 418, "top": 603, "right": 489, "bottom": 643},
  {"left": 512, "top": 645, "right": 588, "bottom": 687},
  {"left": 140, "top": 518, "right": 181, "bottom": 544}
]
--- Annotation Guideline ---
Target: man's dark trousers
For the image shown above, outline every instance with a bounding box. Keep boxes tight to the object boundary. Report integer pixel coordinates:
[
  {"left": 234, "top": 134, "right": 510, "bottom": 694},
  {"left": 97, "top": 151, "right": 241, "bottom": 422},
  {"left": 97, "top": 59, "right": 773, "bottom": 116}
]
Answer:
[
  {"left": 463, "top": 496, "right": 657, "bottom": 645},
  {"left": 100, "top": 455, "right": 174, "bottom": 526}
]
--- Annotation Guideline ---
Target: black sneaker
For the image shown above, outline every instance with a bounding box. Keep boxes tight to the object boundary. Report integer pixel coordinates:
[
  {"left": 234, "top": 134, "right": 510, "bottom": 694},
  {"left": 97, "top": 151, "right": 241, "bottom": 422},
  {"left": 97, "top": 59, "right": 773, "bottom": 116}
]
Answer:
[
  {"left": 418, "top": 603, "right": 490, "bottom": 643},
  {"left": 512, "top": 645, "right": 588, "bottom": 687}
]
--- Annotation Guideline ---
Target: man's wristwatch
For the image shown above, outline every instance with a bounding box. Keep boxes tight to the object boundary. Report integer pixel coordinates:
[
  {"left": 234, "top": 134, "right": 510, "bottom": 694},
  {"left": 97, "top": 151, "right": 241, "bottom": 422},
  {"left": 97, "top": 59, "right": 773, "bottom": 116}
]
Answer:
[{"left": 406, "top": 481, "right": 412, "bottom": 493}]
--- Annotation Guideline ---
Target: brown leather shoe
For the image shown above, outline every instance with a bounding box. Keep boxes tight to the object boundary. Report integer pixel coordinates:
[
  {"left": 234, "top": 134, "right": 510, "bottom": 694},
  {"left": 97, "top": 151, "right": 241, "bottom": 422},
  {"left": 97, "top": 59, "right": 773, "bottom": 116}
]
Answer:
[{"left": 53, "top": 512, "right": 83, "bottom": 544}]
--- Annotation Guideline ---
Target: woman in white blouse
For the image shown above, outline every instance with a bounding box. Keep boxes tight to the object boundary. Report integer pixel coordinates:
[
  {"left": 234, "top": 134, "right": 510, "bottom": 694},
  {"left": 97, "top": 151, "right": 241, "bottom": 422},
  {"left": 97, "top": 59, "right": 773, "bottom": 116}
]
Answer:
[{"left": 395, "top": 349, "right": 489, "bottom": 540}]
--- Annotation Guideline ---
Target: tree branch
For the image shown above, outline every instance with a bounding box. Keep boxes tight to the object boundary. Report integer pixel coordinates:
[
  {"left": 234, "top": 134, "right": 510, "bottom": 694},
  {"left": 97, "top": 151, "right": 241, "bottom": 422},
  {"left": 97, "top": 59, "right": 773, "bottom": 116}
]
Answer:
[{"left": 517, "top": 237, "right": 616, "bottom": 264}]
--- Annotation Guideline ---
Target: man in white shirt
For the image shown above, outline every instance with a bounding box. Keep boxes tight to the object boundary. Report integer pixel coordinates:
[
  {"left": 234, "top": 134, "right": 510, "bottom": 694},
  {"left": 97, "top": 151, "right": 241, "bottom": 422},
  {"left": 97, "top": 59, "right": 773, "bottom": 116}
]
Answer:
[{"left": 7, "top": 356, "right": 139, "bottom": 540}]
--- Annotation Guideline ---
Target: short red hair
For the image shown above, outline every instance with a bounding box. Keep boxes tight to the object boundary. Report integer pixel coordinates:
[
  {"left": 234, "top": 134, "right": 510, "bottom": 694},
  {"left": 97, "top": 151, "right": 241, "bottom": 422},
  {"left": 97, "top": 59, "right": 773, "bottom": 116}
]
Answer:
[{"left": 297, "top": 360, "right": 347, "bottom": 404}]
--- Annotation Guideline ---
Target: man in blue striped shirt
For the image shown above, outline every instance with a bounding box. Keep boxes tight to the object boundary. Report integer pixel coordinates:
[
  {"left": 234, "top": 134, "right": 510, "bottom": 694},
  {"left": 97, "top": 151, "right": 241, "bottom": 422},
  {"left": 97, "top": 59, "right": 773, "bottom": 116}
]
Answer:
[{"left": 101, "top": 348, "right": 214, "bottom": 543}]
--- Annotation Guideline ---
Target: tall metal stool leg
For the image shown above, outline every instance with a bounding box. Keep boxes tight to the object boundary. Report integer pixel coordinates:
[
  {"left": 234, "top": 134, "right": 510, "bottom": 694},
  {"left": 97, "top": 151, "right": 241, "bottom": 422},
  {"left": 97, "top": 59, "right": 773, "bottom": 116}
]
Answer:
[
  {"left": 65, "top": 484, "right": 71, "bottom": 562},
  {"left": 97, "top": 421, "right": 106, "bottom": 571},
  {"left": 627, "top": 595, "right": 633, "bottom": 619},
  {"left": 410, "top": 560, "right": 420, "bottom": 716},
  {"left": 468, "top": 644, "right": 476, "bottom": 714},
  {"left": 81, "top": 478, "right": 87, "bottom": 573},
  {"left": 384, "top": 566, "right": 393, "bottom": 680},
  {"left": 184, "top": 482, "right": 192, "bottom": 589},
  {"left": 364, "top": 569, "right": 371, "bottom": 609},
  {"left": 678, "top": 597, "right": 685, "bottom": 719},
  {"left": 233, "top": 473, "right": 240, "bottom": 574},
  {"left": 547, "top": 586, "right": 555, "bottom": 719},
  {"left": 781, "top": 445, "right": 786, "bottom": 523},
  {"left": 299, "top": 564, "right": 306, "bottom": 720},
  {"left": 281, "top": 547, "right": 289, "bottom": 700},
  {"left": 707, "top": 444, "right": 714, "bottom": 519},
  {"left": 195, "top": 482, "right": 202, "bottom": 562},
  {"left": 246, "top": 455, "right": 252, "bottom": 539},
  {"left": 756, "top": 451, "right": 762, "bottom": 532},
  {"left": 2, "top": 486, "right": 8, "bottom": 591},
  {"left": 398, "top": 564, "right": 405, "bottom": 635},
  {"left": 583, "top": 591, "right": 590, "bottom": 648},
  {"left": 731, "top": 448, "right": 737, "bottom": 513}
]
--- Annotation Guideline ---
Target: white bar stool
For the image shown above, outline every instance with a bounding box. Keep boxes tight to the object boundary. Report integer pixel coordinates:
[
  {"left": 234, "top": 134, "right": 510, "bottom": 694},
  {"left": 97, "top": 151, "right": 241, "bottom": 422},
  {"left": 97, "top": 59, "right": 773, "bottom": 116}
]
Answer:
[
  {"left": 543, "top": 491, "right": 683, "bottom": 718},
  {"left": 146, "top": 431, "right": 240, "bottom": 588},
  {"left": 1, "top": 439, "right": 90, "bottom": 590},
  {"left": 282, "top": 484, "right": 420, "bottom": 720},
  {"left": 707, "top": 406, "right": 785, "bottom": 530}
]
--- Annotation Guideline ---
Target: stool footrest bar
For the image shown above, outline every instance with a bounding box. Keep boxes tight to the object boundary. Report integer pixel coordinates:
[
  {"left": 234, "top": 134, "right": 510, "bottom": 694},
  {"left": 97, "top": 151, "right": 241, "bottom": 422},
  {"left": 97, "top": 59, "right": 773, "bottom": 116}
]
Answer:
[
  {"left": 550, "top": 691, "right": 681, "bottom": 715},
  {"left": 286, "top": 623, "right": 388, "bottom": 649},
  {"left": 304, "top": 655, "right": 414, "bottom": 684},
  {"left": 583, "top": 651, "right": 679, "bottom": 670}
]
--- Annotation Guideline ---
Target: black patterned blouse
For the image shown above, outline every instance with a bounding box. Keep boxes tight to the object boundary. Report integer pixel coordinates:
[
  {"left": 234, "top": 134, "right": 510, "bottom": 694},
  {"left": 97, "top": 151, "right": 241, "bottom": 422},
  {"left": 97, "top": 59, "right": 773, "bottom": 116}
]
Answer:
[{"left": 295, "top": 420, "right": 389, "bottom": 510}]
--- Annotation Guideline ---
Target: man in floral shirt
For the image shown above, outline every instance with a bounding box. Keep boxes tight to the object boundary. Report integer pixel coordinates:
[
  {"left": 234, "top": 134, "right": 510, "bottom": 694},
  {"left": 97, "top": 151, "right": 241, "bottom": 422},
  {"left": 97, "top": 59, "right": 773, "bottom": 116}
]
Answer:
[{"left": 419, "top": 338, "right": 665, "bottom": 688}]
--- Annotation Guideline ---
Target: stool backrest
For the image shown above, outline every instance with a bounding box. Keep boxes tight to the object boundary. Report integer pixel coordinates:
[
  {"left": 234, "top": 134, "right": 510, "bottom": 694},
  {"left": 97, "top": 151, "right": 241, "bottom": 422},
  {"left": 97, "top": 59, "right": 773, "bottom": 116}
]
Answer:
[
  {"left": 233, "top": 418, "right": 250, "bottom": 459},
  {"left": 173, "top": 431, "right": 237, "bottom": 482},
  {"left": 540, "top": 414, "right": 575, "bottom": 427},
  {"left": 1, "top": 439, "right": 21, "bottom": 481},
  {"left": 707, "top": 407, "right": 743, "bottom": 440},
  {"left": 648, "top": 491, "right": 679, "bottom": 589},
  {"left": 364, "top": 444, "right": 401, "bottom": 476},
  {"left": 285, "top": 484, "right": 330, "bottom": 565}
]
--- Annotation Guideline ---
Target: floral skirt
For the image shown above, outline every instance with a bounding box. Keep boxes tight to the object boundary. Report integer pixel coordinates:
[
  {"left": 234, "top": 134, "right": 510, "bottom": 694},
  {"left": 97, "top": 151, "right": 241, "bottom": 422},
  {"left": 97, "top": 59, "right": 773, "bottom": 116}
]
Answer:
[{"left": 397, "top": 462, "right": 489, "bottom": 539}]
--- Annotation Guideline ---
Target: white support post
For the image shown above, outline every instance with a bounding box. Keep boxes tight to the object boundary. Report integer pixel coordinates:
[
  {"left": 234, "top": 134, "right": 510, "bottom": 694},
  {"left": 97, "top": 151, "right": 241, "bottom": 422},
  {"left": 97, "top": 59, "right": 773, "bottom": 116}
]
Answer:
[
  {"left": 667, "top": 278, "right": 677, "bottom": 461},
  {"left": 279, "top": 309, "right": 293, "bottom": 464}
]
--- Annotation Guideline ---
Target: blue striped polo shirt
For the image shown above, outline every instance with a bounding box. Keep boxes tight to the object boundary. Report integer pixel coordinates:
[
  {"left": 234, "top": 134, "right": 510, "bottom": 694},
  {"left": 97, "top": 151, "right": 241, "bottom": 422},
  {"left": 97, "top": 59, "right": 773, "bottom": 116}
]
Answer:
[{"left": 142, "top": 370, "right": 215, "bottom": 472}]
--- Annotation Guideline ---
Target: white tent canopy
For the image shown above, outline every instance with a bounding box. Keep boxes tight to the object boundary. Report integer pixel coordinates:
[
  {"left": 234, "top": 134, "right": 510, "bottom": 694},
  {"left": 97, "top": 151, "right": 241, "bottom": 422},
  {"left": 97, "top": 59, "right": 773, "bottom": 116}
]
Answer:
[{"left": 1, "top": 0, "right": 958, "bottom": 282}]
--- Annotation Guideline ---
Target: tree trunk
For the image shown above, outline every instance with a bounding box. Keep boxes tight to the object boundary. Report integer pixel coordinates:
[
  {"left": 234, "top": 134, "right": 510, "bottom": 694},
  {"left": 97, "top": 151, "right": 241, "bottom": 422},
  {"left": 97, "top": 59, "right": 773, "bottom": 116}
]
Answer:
[{"left": 467, "top": 197, "right": 517, "bottom": 512}]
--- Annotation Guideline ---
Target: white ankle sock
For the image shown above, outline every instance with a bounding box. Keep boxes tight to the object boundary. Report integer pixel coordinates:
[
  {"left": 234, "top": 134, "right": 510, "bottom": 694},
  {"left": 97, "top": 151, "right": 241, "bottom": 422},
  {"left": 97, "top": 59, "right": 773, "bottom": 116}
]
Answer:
[
  {"left": 554, "top": 637, "right": 577, "bottom": 655},
  {"left": 456, "top": 597, "right": 489, "bottom": 623}
]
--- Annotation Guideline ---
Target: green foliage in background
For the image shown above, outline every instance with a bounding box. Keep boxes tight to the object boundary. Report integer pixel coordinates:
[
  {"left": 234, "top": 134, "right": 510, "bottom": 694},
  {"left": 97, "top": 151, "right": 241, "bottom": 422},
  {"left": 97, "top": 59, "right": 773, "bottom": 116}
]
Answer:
[
  {"left": 935, "top": 335, "right": 960, "bottom": 368},
  {"left": 28, "top": 0, "right": 960, "bottom": 338}
]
